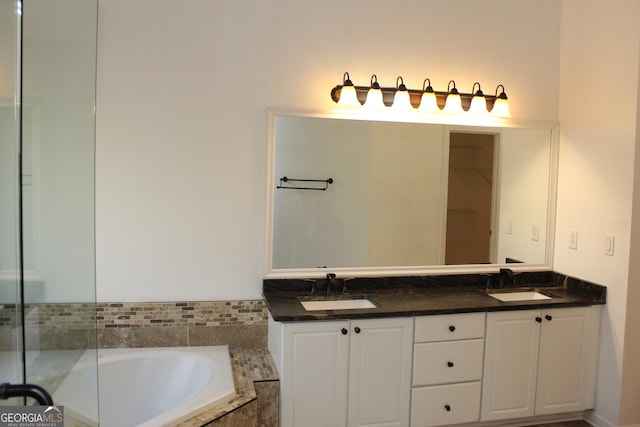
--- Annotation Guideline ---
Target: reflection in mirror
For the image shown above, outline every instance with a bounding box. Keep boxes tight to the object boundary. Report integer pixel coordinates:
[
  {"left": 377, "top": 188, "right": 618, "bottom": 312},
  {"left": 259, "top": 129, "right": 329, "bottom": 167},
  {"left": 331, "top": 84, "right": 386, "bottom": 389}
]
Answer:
[
  {"left": 268, "top": 112, "right": 554, "bottom": 274},
  {"left": 445, "top": 132, "right": 495, "bottom": 265}
]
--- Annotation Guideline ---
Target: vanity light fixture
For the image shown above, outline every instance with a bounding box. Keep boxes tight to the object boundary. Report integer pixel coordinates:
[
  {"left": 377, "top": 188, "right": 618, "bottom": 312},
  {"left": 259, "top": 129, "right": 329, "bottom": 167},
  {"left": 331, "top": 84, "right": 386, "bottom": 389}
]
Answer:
[
  {"left": 330, "top": 72, "right": 512, "bottom": 116},
  {"left": 491, "top": 85, "right": 511, "bottom": 117},
  {"left": 363, "top": 75, "right": 385, "bottom": 109},
  {"left": 468, "top": 82, "right": 489, "bottom": 115},
  {"left": 336, "top": 72, "right": 359, "bottom": 107},
  {"left": 391, "top": 76, "right": 413, "bottom": 110}
]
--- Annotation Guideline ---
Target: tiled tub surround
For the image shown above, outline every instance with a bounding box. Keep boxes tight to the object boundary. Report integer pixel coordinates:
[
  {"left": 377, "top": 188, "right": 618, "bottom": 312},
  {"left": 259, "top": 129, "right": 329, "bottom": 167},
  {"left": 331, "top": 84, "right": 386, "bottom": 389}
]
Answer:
[
  {"left": 96, "top": 299, "right": 277, "bottom": 426},
  {"left": 0, "top": 300, "right": 278, "bottom": 426},
  {"left": 97, "top": 300, "right": 268, "bottom": 349},
  {"left": 263, "top": 271, "right": 606, "bottom": 321},
  {"left": 0, "top": 303, "right": 98, "bottom": 350}
]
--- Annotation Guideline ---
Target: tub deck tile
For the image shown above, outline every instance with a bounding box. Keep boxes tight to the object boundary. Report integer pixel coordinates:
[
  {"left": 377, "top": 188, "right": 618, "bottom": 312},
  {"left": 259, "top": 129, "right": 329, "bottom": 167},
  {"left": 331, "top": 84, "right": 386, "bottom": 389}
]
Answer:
[{"left": 177, "top": 348, "right": 279, "bottom": 427}]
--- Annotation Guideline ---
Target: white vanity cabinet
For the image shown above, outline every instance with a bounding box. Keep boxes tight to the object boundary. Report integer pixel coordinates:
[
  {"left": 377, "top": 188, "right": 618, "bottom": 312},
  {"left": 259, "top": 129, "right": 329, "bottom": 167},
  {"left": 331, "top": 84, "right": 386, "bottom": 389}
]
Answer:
[
  {"left": 411, "top": 312, "right": 486, "bottom": 427},
  {"left": 269, "top": 316, "right": 414, "bottom": 427},
  {"left": 481, "top": 306, "right": 602, "bottom": 421}
]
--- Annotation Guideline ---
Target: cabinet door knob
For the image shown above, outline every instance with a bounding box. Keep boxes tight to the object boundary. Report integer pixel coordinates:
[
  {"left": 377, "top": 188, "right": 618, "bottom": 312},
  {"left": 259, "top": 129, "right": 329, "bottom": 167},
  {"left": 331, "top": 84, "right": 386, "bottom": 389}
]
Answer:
[
  {"left": 444, "top": 404, "right": 451, "bottom": 412},
  {"left": 341, "top": 328, "right": 348, "bottom": 335},
  {"left": 545, "top": 315, "right": 553, "bottom": 321},
  {"left": 447, "top": 361, "right": 454, "bottom": 367},
  {"left": 536, "top": 317, "right": 543, "bottom": 323},
  {"left": 354, "top": 326, "right": 361, "bottom": 334},
  {"left": 449, "top": 325, "right": 456, "bottom": 332}
]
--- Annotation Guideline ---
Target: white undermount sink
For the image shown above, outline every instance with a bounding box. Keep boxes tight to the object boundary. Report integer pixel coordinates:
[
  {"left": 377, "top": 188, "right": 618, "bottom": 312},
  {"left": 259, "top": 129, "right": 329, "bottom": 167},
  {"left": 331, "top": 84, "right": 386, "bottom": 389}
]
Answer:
[
  {"left": 488, "top": 291, "right": 552, "bottom": 302},
  {"left": 300, "top": 299, "right": 377, "bottom": 311}
]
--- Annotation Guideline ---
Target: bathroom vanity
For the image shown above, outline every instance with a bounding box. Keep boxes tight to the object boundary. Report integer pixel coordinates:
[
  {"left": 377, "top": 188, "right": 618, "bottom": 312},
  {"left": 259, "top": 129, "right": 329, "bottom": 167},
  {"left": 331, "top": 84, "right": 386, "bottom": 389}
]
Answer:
[
  {"left": 264, "top": 273, "right": 605, "bottom": 427},
  {"left": 263, "top": 108, "right": 604, "bottom": 427}
]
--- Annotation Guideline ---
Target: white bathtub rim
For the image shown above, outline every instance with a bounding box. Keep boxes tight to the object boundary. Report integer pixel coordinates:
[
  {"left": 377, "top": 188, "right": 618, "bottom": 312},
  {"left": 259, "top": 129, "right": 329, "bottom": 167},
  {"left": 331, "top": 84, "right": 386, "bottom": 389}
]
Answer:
[
  {"left": 110, "top": 346, "right": 235, "bottom": 427},
  {"left": 54, "top": 345, "right": 236, "bottom": 427}
]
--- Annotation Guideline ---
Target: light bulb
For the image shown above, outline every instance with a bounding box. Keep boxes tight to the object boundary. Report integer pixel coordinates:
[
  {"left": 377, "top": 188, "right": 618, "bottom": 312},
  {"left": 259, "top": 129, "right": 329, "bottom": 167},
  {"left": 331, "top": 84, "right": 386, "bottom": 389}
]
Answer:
[
  {"left": 468, "top": 83, "right": 488, "bottom": 114},
  {"left": 336, "top": 72, "right": 359, "bottom": 107},
  {"left": 492, "top": 98, "right": 511, "bottom": 117},
  {"left": 337, "top": 85, "right": 359, "bottom": 107},
  {"left": 418, "top": 78, "right": 439, "bottom": 112},
  {"left": 391, "top": 76, "right": 413, "bottom": 110},
  {"left": 492, "top": 85, "right": 511, "bottom": 117},
  {"left": 363, "top": 75, "right": 385, "bottom": 109},
  {"left": 443, "top": 80, "right": 463, "bottom": 113},
  {"left": 443, "top": 93, "right": 463, "bottom": 113}
]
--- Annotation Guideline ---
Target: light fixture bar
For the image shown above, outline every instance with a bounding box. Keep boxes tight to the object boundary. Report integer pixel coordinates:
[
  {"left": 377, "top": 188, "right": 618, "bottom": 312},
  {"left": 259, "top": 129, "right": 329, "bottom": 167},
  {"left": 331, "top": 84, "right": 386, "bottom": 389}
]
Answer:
[{"left": 330, "top": 74, "right": 510, "bottom": 114}]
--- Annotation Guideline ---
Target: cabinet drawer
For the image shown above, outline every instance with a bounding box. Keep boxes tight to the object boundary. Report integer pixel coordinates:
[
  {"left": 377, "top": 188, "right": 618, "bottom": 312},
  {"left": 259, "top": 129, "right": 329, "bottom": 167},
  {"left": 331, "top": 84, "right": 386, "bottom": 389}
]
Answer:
[
  {"left": 415, "top": 312, "right": 485, "bottom": 342},
  {"left": 413, "top": 339, "right": 484, "bottom": 386},
  {"left": 411, "top": 382, "right": 481, "bottom": 427}
]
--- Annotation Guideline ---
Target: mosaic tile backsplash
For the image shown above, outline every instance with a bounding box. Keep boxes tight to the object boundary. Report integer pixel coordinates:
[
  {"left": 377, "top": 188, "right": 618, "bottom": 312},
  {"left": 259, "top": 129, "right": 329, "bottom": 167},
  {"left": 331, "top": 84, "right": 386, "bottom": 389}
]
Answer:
[
  {"left": 1, "top": 300, "right": 269, "bottom": 350},
  {"left": 98, "top": 300, "right": 269, "bottom": 349},
  {"left": 97, "top": 300, "right": 266, "bottom": 327}
]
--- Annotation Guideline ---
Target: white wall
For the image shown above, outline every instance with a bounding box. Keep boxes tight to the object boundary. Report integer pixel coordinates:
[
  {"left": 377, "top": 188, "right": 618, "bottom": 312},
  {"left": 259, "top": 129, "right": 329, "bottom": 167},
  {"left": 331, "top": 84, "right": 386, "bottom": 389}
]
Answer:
[
  {"left": 95, "top": 0, "right": 562, "bottom": 302},
  {"left": 555, "top": 1, "right": 640, "bottom": 426}
]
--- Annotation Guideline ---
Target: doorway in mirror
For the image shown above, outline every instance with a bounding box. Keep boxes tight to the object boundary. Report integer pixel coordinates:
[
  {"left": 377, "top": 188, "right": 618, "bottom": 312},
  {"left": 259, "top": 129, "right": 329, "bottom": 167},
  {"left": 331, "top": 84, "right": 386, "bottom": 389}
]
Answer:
[{"left": 445, "top": 133, "right": 495, "bottom": 265}]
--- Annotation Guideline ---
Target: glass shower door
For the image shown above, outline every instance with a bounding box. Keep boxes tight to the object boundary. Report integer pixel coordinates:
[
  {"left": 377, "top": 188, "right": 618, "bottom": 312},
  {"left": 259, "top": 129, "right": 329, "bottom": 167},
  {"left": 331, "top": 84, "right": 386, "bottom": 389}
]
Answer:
[
  {"left": 0, "top": 0, "right": 23, "bottom": 404},
  {"left": 1, "top": 0, "right": 99, "bottom": 424}
]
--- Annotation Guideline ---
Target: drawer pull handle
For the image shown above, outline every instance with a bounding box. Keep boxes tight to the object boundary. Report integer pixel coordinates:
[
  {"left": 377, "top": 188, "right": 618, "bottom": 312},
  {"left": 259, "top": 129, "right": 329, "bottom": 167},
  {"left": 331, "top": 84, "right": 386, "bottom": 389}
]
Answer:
[
  {"left": 545, "top": 314, "right": 553, "bottom": 321},
  {"left": 444, "top": 404, "right": 451, "bottom": 412},
  {"left": 354, "top": 327, "right": 361, "bottom": 334},
  {"left": 341, "top": 328, "right": 348, "bottom": 335},
  {"left": 449, "top": 325, "right": 456, "bottom": 332},
  {"left": 447, "top": 361, "right": 454, "bottom": 367},
  {"left": 536, "top": 317, "right": 543, "bottom": 323}
]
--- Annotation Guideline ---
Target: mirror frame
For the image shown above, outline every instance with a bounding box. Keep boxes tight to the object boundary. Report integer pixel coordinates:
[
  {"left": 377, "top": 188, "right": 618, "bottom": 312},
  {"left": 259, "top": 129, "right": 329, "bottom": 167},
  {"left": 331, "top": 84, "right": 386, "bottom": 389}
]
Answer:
[{"left": 264, "top": 106, "right": 559, "bottom": 279}]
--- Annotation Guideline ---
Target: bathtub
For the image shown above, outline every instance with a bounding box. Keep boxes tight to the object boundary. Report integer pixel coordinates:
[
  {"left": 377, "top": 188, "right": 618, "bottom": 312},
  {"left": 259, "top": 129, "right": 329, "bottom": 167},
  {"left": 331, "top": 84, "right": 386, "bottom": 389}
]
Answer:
[{"left": 54, "top": 345, "right": 236, "bottom": 427}]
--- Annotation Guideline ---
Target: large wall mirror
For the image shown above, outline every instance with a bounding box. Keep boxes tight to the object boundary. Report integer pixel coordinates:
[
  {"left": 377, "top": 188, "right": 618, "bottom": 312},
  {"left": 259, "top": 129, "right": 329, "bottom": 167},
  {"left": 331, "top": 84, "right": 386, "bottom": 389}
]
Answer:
[{"left": 265, "top": 108, "right": 558, "bottom": 278}]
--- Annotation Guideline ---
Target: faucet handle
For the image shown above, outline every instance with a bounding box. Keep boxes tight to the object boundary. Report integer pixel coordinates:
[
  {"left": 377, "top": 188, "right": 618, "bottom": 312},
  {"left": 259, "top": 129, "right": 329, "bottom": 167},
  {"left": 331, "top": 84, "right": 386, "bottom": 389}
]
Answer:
[
  {"left": 305, "top": 279, "right": 318, "bottom": 295},
  {"left": 480, "top": 273, "right": 494, "bottom": 289},
  {"left": 326, "top": 273, "right": 337, "bottom": 295},
  {"left": 499, "top": 268, "right": 515, "bottom": 288}
]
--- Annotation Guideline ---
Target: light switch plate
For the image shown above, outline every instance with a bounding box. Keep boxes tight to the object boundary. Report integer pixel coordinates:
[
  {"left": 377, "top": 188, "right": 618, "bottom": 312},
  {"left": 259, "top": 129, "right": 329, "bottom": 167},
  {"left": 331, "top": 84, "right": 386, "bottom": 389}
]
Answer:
[
  {"left": 569, "top": 230, "right": 579, "bottom": 250},
  {"left": 605, "top": 234, "right": 615, "bottom": 256}
]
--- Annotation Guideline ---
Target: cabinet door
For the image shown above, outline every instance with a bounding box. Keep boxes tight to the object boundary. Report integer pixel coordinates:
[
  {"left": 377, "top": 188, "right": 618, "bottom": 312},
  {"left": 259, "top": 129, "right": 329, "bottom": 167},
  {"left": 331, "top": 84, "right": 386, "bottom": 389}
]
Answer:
[
  {"left": 281, "top": 320, "right": 350, "bottom": 427},
  {"left": 535, "top": 306, "right": 601, "bottom": 415},
  {"left": 481, "top": 309, "right": 541, "bottom": 421},
  {"left": 348, "top": 317, "right": 413, "bottom": 427}
]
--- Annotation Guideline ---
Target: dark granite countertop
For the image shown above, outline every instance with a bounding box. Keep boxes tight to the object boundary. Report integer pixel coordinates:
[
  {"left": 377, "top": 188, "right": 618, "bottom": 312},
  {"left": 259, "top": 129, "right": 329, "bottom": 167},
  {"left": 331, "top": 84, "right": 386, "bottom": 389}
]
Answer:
[{"left": 263, "top": 271, "right": 606, "bottom": 322}]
